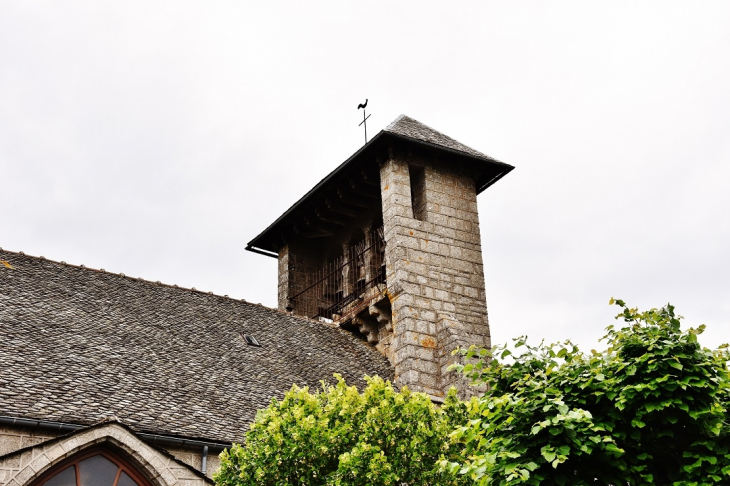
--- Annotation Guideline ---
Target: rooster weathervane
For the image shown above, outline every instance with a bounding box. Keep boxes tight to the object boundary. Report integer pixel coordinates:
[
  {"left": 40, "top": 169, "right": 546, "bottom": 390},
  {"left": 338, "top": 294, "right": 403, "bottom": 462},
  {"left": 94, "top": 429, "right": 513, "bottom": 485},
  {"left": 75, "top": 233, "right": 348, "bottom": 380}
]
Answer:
[{"left": 358, "top": 99, "right": 370, "bottom": 144}]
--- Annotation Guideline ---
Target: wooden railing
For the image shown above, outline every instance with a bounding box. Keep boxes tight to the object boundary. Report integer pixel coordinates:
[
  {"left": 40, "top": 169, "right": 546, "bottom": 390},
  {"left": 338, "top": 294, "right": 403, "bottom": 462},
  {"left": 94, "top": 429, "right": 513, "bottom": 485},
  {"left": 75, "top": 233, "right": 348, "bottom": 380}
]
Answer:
[{"left": 288, "top": 227, "right": 386, "bottom": 319}]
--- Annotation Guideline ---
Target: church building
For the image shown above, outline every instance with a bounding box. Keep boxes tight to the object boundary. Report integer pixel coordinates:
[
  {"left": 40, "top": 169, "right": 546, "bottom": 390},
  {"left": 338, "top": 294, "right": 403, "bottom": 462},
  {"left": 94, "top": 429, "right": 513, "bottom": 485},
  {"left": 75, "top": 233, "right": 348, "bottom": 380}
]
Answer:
[{"left": 0, "top": 115, "right": 512, "bottom": 486}]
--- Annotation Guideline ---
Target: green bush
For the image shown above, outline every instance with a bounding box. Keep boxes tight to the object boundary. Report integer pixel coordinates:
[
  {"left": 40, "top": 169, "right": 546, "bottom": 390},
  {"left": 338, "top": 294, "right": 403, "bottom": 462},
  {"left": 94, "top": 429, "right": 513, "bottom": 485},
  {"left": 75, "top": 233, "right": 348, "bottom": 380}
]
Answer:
[
  {"left": 214, "top": 375, "right": 469, "bottom": 486},
  {"left": 446, "top": 300, "right": 730, "bottom": 485},
  {"left": 215, "top": 301, "right": 729, "bottom": 485}
]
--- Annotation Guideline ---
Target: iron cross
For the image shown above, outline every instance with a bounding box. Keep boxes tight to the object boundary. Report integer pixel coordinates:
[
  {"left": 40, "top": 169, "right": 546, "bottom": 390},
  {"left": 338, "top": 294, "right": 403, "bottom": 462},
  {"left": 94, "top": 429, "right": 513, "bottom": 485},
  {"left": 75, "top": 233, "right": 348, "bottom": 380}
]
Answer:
[{"left": 358, "top": 99, "right": 370, "bottom": 144}]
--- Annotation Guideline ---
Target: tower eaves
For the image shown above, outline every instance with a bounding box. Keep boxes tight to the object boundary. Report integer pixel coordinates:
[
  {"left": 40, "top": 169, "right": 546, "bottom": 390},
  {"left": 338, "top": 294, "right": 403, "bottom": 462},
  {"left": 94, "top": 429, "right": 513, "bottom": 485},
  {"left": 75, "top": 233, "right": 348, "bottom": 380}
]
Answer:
[{"left": 246, "top": 114, "right": 513, "bottom": 256}]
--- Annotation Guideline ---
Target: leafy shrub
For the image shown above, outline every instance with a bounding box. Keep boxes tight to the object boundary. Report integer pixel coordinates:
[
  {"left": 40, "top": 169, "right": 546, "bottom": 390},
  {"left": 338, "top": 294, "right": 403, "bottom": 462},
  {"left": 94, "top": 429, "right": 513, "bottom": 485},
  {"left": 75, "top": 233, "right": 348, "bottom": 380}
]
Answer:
[
  {"left": 446, "top": 300, "right": 730, "bottom": 485},
  {"left": 215, "top": 301, "right": 729, "bottom": 485},
  {"left": 214, "top": 375, "right": 468, "bottom": 486}
]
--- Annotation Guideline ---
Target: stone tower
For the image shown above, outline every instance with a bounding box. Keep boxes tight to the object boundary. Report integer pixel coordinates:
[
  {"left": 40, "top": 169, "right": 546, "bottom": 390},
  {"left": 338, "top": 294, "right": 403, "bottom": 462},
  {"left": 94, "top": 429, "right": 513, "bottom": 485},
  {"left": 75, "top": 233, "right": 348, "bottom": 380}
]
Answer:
[{"left": 247, "top": 115, "right": 513, "bottom": 400}]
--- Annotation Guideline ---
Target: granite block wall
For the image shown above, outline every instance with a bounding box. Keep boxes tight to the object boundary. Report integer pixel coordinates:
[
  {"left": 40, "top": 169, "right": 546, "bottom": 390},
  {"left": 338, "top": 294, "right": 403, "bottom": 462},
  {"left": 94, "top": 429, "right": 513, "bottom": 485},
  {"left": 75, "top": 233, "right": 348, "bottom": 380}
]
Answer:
[
  {"left": 0, "top": 426, "right": 54, "bottom": 458},
  {"left": 380, "top": 152, "right": 490, "bottom": 400}
]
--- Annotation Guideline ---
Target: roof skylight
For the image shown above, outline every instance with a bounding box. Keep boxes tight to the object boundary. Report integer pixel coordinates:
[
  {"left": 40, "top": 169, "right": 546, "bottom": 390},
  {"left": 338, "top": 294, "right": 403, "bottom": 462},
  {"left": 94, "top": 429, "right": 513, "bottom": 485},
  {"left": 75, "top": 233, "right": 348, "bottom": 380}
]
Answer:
[{"left": 243, "top": 334, "right": 260, "bottom": 347}]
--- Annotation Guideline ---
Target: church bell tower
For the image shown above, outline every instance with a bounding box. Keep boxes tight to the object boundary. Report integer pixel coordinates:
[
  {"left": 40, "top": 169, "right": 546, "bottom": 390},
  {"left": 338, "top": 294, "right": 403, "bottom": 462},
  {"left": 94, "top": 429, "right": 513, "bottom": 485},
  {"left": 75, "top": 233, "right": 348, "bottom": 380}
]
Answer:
[{"left": 247, "top": 115, "right": 513, "bottom": 400}]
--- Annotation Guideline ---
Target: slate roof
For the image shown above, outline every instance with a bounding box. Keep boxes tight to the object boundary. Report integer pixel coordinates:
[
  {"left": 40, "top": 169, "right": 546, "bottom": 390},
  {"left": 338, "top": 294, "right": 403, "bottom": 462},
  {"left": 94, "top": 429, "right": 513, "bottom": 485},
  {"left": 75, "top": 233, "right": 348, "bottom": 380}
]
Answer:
[
  {"left": 384, "top": 114, "right": 498, "bottom": 162},
  {"left": 247, "top": 114, "right": 513, "bottom": 255},
  {"left": 0, "top": 249, "right": 394, "bottom": 444}
]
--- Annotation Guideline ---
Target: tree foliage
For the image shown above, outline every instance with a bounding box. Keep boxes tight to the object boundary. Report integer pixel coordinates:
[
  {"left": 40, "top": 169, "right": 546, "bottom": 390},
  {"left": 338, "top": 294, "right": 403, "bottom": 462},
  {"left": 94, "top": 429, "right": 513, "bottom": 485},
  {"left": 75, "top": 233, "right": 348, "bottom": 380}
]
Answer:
[
  {"left": 446, "top": 300, "right": 730, "bottom": 485},
  {"left": 215, "top": 301, "right": 729, "bottom": 485},
  {"left": 214, "top": 375, "right": 469, "bottom": 486}
]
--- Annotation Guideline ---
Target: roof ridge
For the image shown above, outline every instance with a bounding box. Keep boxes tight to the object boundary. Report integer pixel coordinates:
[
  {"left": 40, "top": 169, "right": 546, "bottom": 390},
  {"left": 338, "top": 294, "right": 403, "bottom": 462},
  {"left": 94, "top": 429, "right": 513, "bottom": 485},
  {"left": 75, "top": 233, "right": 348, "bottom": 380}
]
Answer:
[
  {"left": 0, "top": 247, "right": 280, "bottom": 313},
  {"left": 384, "top": 114, "right": 406, "bottom": 131},
  {"left": 0, "top": 246, "right": 342, "bottom": 326}
]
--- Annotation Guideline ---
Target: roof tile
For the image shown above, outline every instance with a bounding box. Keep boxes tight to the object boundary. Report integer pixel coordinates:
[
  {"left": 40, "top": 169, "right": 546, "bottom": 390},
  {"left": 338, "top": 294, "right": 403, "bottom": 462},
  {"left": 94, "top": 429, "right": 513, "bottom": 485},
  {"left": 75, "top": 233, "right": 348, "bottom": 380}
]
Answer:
[{"left": 0, "top": 249, "right": 394, "bottom": 443}]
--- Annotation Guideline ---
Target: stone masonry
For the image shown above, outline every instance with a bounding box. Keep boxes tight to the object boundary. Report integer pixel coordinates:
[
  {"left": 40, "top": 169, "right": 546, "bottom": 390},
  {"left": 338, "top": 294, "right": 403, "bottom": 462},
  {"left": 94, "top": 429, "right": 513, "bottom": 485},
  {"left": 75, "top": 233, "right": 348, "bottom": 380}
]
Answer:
[
  {"left": 380, "top": 149, "right": 490, "bottom": 400},
  {"left": 0, "top": 424, "right": 220, "bottom": 484},
  {"left": 0, "top": 426, "right": 54, "bottom": 458},
  {"left": 250, "top": 114, "right": 511, "bottom": 401},
  {"left": 0, "top": 423, "right": 213, "bottom": 485}
]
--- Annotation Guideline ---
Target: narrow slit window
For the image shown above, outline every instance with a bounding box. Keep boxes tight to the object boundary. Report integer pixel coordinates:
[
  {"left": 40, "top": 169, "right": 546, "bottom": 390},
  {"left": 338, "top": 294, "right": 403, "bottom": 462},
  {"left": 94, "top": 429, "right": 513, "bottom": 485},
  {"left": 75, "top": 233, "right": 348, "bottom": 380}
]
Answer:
[{"left": 410, "top": 166, "right": 427, "bottom": 221}]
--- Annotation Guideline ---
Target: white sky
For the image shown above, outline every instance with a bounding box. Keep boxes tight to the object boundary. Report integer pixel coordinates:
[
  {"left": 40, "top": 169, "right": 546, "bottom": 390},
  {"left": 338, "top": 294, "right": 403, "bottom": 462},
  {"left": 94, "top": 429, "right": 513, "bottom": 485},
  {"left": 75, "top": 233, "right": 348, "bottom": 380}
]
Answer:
[{"left": 1, "top": 1, "right": 728, "bottom": 352}]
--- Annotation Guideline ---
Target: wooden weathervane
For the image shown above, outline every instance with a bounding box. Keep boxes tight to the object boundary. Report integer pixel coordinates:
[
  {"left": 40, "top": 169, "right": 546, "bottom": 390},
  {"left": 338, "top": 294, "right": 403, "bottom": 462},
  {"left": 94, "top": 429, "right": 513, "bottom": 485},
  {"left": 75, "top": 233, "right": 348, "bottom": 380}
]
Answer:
[{"left": 358, "top": 99, "right": 370, "bottom": 144}]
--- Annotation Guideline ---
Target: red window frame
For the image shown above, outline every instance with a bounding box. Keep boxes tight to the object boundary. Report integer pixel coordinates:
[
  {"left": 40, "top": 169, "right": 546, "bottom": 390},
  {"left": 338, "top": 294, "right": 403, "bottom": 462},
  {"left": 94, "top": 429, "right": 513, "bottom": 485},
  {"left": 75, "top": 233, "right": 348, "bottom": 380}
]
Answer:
[{"left": 31, "top": 446, "right": 153, "bottom": 486}]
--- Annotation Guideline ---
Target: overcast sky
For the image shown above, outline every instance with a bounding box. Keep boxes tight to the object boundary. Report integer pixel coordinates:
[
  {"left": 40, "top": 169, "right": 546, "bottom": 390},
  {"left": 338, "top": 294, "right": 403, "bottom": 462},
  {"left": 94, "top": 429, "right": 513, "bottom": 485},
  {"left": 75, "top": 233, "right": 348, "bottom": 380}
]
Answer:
[{"left": 1, "top": 1, "right": 728, "bottom": 352}]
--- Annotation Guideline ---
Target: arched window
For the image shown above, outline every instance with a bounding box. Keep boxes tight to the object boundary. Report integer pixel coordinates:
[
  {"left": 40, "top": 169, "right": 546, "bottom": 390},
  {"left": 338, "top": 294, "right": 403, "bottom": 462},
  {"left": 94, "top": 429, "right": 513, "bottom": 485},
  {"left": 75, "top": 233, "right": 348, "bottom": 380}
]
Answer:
[{"left": 31, "top": 448, "right": 152, "bottom": 486}]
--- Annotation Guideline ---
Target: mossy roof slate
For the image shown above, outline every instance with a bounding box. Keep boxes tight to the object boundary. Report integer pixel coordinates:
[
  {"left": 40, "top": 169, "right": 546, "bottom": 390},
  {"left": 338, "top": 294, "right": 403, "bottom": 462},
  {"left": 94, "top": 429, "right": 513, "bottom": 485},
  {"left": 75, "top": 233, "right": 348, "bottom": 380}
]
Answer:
[{"left": 0, "top": 249, "right": 394, "bottom": 444}]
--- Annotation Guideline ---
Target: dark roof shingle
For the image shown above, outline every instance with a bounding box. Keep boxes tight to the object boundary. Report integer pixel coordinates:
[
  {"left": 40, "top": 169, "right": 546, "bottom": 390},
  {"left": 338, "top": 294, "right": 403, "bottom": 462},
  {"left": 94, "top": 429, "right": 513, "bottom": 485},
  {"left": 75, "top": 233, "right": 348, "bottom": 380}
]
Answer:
[{"left": 0, "top": 249, "right": 393, "bottom": 443}]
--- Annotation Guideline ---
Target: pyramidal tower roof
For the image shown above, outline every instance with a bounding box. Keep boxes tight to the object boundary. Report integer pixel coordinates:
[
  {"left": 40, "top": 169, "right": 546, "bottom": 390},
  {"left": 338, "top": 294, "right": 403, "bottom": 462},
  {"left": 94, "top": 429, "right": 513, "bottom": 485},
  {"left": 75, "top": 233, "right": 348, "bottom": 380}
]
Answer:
[
  {"left": 384, "top": 114, "right": 496, "bottom": 162},
  {"left": 247, "top": 114, "right": 513, "bottom": 256}
]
